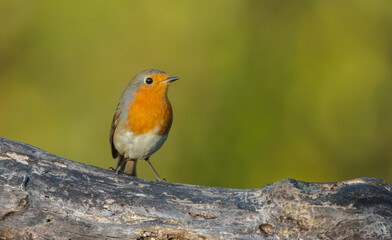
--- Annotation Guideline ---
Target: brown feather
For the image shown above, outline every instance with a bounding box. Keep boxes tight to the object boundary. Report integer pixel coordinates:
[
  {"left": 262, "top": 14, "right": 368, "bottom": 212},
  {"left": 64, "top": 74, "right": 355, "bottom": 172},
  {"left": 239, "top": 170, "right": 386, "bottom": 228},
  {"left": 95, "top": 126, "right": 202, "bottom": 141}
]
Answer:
[{"left": 109, "top": 104, "right": 122, "bottom": 159}]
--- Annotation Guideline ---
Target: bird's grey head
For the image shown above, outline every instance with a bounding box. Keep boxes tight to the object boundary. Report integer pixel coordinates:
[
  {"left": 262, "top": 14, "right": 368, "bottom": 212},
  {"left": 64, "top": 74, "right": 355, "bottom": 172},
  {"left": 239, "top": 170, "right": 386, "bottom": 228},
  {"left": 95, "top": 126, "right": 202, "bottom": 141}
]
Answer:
[
  {"left": 129, "top": 69, "right": 179, "bottom": 88},
  {"left": 129, "top": 69, "right": 166, "bottom": 87}
]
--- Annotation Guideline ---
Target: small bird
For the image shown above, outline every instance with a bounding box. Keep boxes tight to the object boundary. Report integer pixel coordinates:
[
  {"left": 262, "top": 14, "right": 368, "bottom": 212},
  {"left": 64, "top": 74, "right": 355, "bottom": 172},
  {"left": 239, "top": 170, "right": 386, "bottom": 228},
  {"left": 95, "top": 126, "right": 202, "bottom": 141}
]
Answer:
[{"left": 109, "top": 69, "right": 179, "bottom": 181}]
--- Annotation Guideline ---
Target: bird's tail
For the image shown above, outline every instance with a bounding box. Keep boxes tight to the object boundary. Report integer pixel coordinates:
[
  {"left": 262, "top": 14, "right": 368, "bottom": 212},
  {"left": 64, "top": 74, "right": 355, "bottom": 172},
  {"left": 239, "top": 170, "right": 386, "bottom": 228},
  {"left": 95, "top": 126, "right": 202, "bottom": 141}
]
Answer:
[{"left": 115, "top": 155, "right": 137, "bottom": 176}]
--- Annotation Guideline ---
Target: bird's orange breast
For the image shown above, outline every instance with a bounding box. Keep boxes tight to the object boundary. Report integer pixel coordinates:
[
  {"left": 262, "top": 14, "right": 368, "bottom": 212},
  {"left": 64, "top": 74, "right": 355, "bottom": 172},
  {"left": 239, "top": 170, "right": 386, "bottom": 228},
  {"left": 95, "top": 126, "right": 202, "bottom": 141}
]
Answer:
[{"left": 125, "top": 79, "right": 173, "bottom": 136}]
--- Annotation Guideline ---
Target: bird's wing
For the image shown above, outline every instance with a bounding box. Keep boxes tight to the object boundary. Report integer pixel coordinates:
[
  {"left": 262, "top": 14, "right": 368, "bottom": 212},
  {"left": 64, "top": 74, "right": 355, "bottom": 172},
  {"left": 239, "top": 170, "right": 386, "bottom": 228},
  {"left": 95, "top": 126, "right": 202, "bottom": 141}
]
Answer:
[{"left": 109, "top": 104, "right": 122, "bottom": 159}]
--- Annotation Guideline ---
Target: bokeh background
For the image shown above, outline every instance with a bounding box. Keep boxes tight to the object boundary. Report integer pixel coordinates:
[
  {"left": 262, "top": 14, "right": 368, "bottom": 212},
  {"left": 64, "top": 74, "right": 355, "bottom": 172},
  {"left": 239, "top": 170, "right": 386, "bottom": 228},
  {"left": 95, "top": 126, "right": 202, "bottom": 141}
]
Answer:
[{"left": 1, "top": 1, "right": 391, "bottom": 188}]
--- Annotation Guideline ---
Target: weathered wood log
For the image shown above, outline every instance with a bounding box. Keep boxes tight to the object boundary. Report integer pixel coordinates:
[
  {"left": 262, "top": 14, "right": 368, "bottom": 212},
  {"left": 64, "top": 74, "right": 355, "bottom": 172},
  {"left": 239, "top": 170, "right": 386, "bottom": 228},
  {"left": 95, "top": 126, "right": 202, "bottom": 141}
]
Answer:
[{"left": 0, "top": 136, "right": 391, "bottom": 240}]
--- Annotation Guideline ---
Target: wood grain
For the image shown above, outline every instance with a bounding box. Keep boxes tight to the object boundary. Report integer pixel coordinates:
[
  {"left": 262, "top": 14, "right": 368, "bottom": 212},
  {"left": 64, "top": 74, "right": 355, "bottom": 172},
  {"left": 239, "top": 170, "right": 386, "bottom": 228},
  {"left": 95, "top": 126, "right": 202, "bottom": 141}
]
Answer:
[{"left": 0, "top": 137, "right": 391, "bottom": 239}]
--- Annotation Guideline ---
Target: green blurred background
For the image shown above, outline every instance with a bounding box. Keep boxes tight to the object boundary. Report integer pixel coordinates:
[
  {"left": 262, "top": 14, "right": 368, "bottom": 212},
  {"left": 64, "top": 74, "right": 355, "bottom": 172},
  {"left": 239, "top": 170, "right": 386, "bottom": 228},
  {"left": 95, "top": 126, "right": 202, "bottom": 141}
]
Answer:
[{"left": 1, "top": 1, "right": 391, "bottom": 188}]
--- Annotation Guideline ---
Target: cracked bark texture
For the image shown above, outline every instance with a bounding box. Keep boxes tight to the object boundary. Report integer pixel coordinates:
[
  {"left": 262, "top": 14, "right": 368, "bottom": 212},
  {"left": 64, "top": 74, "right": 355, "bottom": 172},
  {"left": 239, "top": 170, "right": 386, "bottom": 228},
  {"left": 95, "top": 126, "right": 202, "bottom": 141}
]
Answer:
[{"left": 0, "top": 136, "right": 391, "bottom": 240}]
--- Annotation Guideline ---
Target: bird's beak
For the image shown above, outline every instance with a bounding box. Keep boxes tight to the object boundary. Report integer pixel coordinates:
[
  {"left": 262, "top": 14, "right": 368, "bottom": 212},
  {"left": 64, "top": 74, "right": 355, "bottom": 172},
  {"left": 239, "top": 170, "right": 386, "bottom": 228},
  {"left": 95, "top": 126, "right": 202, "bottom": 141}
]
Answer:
[{"left": 162, "top": 76, "right": 179, "bottom": 84}]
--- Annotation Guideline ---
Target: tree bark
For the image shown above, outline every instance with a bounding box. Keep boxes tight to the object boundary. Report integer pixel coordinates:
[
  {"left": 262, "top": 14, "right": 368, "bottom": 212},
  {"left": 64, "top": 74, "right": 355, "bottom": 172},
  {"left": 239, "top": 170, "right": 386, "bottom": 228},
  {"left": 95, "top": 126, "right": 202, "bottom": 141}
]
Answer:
[{"left": 0, "top": 136, "right": 391, "bottom": 240}]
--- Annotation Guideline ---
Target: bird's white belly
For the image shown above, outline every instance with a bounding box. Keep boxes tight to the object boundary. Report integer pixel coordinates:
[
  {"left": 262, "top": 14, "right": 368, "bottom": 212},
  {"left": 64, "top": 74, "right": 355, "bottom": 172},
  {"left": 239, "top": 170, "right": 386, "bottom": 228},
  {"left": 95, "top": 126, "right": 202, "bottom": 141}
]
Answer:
[{"left": 114, "top": 126, "right": 168, "bottom": 160}]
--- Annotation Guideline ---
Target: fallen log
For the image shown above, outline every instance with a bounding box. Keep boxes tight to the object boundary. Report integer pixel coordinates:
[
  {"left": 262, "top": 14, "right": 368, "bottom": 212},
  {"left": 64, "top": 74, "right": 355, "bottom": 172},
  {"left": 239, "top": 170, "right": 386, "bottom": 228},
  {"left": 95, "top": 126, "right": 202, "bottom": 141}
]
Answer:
[{"left": 0, "top": 136, "right": 391, "bottom": 239}]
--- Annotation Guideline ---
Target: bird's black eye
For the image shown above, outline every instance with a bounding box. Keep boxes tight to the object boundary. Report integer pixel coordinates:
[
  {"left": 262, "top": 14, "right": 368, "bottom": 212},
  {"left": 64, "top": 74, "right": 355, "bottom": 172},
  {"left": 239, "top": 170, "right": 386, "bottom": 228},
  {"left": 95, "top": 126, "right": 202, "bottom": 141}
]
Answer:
[{"left": 145, "top": 77, "right": 153, "bottom": 84}]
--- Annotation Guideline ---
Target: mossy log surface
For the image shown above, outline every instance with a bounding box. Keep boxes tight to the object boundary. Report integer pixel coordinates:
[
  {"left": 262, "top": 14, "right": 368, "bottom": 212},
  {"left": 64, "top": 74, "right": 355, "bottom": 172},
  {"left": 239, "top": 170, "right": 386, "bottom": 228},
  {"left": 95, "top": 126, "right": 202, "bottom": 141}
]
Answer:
[{"left": 0, "top": 136, "right": 391, "bottom": 240}]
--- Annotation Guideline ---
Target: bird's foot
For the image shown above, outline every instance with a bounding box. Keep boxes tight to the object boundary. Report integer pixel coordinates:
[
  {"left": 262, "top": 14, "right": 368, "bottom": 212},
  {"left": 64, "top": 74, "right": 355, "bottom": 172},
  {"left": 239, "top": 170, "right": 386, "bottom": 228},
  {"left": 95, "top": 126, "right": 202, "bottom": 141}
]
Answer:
[{"left": 109, "top": 167, "right": 124, "bottom": 175}]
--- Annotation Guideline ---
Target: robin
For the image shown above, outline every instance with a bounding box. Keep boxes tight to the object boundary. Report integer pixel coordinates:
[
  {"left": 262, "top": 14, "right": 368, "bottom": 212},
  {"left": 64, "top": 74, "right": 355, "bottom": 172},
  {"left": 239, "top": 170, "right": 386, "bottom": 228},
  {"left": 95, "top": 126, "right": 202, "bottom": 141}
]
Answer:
[{"left": 109, "top": 69, "right": 179, "bottom": 181}]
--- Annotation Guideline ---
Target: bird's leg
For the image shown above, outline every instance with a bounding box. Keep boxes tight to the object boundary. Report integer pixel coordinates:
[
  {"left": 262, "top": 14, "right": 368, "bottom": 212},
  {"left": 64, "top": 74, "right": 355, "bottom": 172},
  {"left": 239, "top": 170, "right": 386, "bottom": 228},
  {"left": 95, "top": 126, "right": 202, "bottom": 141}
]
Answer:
[
  {"left": 145, "top": 158, "right": 165, "bottom": 181},
  {"left": 115, "top": 155, "right": 126, "bottom": 175},
  {"left": 115, "top": 166, "right": 123, "bottom": 175}
]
